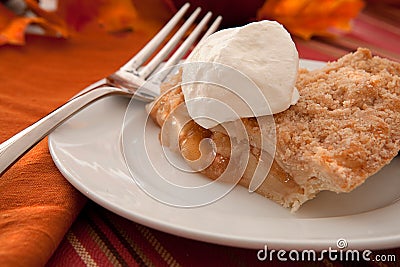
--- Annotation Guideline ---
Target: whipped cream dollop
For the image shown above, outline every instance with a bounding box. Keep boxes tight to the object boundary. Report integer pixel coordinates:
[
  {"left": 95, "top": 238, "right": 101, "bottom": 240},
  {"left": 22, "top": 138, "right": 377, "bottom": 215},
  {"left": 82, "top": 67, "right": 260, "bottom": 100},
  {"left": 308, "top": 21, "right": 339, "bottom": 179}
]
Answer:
[{"left": 181, "top": 20, "right": 299, "bottom": 129}]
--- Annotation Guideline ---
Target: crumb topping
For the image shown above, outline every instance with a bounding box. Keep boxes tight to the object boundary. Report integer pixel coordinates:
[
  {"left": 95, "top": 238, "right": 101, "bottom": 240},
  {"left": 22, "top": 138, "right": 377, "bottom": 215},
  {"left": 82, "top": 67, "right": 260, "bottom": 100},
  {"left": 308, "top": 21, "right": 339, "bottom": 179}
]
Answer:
[{"left": 274, "top": 48, "right": 400, "bottom": 191}]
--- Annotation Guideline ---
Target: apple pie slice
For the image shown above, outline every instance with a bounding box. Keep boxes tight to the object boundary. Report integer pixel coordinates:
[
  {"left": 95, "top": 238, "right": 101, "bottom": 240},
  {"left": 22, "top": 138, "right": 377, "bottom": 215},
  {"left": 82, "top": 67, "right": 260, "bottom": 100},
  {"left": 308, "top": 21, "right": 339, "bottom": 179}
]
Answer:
[{"left": 149, "top": 48, "right": 400, "bottom": 211}]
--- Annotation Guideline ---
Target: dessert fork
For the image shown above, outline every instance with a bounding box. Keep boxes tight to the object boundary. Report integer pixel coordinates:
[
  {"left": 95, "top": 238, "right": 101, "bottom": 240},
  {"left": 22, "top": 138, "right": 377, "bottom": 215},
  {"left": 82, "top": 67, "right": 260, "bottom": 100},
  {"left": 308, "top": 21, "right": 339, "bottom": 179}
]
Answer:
[{"left": 0, "top": 3, "right": 222, "bottom": 176}]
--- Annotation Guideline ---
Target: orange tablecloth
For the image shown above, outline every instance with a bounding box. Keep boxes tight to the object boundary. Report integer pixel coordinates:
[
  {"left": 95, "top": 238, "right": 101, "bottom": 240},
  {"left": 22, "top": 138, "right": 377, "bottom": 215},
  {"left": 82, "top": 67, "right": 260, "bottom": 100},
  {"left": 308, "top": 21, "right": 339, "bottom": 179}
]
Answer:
[
  {"left": 0, "top": 1, "right": 399, "bottom": 266},
  {"left": 0, "top": 1, "right": 171, "bottom": 266}
]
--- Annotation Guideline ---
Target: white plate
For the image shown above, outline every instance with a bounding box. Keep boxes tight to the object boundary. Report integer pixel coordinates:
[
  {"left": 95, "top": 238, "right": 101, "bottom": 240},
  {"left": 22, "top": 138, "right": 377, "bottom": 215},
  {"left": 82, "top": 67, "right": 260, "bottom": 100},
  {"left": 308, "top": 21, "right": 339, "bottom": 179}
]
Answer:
[{"left": 49, "top": 60, "right": 400, "bottom": 251}]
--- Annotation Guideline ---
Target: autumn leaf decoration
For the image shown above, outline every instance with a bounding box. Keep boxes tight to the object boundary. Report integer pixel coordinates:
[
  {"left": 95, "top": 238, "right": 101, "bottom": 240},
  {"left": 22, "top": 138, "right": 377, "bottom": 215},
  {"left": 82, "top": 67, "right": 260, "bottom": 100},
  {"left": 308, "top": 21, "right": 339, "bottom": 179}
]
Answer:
[
  {"left": 0, "top": 0, "right": 68, "bottom": 46},
  {"left": 0, "top": 0, "right": 138, "bottom": 46},
  {"left": 257, "top": 0, "right": 365, "bottom": 39},
  {"left": 1, "top": 0, "right": 365, "bottom": 46}
]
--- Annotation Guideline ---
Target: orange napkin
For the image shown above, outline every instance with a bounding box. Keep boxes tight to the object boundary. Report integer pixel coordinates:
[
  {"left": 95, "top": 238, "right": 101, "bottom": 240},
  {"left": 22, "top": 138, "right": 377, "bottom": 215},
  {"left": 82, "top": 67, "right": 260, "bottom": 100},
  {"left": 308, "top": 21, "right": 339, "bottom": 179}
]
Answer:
[{"left": 0, "top": 1, "right": 171, "bottom": 266}]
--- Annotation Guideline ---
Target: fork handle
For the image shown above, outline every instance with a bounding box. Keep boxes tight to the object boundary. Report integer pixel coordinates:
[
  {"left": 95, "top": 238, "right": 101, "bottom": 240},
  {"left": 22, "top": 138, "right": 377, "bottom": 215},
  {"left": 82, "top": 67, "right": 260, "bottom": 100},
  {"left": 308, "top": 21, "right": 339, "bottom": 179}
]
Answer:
[{"left": 0, "top": 86, "right": 127, "bottom": 176}]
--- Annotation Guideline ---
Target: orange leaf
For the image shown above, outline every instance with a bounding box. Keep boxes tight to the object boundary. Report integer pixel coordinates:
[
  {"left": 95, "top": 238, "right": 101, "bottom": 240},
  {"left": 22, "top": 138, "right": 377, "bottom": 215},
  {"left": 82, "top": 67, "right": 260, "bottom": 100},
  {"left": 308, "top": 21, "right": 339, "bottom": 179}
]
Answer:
[
  {"left": 0, "top": 17, "right": 36, "bottom": 46},
  {"left": 0, "top": 2, "right": 69, "bottom": 46},
  {"left": 25, "top": 0, "right": 69, "bottom": 37},
  {"left": 257, "top": 0, "right": 365, "bottom": 39},
  {"left": 0, "top": 4, "right": 24, "bottom": 45}
]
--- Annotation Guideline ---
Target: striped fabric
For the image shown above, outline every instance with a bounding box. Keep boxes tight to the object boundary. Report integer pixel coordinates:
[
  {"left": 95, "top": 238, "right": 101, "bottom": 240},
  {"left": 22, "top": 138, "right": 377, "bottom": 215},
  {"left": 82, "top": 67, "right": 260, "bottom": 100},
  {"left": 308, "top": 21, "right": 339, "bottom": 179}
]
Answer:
[
  {"left": 46, "top": 3, "right": 400, "bottom": 266},
  {"left": 47, "top": 203, "right": 400, "bottom": 267},
  {"left": 295, "top": 4, "right": 400, "bottom": 62}
]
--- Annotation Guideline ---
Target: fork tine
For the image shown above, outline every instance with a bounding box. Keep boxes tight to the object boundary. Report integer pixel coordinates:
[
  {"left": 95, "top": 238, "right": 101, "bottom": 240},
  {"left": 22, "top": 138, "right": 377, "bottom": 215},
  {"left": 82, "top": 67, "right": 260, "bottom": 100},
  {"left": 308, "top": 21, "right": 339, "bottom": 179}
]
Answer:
[
  {"left": 121, "top": 3, "right": 190, "bottom": 71},
  {"left": 137, "top": 7, "right": 203, "bottom": 79},
  {"left": 197, "top": 15, "right": 222, "bottom": 45},
  {"left": 154, "top": 14, "right": 222, "bottom": 81}
]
